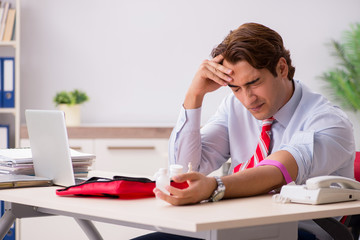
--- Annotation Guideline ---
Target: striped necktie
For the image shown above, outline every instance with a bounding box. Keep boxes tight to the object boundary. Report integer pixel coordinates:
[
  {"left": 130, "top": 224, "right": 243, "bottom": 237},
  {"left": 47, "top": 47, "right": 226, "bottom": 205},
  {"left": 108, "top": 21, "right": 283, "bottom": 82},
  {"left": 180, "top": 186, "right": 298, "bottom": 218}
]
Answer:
[{"left": 233, "top": 117, "right": 275, "bottom": 173}]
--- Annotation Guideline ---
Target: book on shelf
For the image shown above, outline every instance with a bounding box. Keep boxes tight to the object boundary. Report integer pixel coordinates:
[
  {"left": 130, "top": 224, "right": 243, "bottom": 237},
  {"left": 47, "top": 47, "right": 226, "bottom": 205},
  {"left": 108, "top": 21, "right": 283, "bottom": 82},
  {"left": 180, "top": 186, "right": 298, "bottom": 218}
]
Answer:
[
  {"left": 0, "top": 8, "right": 4, "bottom": 36},
  {"left": 0, "top": 2, "right": 10, "bottom": 41},
  {"left": 0, "top": 1, "right": 16, "bottom": 42},
  {"left": 2, "top": 8, "right": 15, "bottom": 41}
]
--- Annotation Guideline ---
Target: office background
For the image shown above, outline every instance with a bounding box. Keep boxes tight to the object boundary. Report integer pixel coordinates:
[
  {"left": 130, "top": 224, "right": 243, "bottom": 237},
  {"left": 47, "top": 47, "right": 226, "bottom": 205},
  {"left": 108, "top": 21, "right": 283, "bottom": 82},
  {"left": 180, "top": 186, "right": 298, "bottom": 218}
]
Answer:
[
  {"left": 7, "top": 1, "right": 360, "bottom": 239},
  {"left": 19, "top": 0, "right": 360, "bottom": 147}
]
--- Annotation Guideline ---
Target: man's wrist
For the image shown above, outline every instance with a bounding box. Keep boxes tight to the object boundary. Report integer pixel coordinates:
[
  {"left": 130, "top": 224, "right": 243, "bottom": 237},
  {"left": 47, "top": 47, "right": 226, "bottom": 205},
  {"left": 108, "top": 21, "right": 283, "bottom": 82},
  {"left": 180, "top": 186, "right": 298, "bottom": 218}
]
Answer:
[
  {"left": 209, "top": 176, "right": 218, "bottom": 197},
  {"left": 183, "top": 91, "right": 204, "bottom": 109},
  {"left": 208, "top": 176, "right": 226, "bottom": 202}
]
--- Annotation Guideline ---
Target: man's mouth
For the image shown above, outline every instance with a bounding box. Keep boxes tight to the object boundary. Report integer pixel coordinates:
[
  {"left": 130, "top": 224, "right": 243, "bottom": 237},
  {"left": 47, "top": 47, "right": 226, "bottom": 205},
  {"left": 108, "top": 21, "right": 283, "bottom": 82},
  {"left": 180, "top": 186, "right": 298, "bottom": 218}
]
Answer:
[{"left": 249, "top": 103, "right": 264, "bottom": 112}]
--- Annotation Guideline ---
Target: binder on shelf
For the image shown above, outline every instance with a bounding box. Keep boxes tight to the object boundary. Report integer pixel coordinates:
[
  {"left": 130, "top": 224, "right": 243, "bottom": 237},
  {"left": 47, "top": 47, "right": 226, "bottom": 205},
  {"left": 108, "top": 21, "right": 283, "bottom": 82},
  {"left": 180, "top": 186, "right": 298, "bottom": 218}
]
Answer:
[
  {"left": 2, "top": 58, "right": 14, "bottom": 108},
  {"left": 0, "top": 124, "right": 9, "bottom": 148},
  {"left": 0, "top": 59, "right": 2, "bottom": 107}
]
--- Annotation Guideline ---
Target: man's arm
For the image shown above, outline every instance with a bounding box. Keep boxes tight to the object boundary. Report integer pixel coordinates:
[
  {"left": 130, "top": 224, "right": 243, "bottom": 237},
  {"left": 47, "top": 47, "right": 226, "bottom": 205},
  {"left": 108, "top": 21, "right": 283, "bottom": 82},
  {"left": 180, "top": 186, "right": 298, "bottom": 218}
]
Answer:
[
  {"left": 156, "top": 150, "right": 298, "bottom": 205},
  {"left": 168, "top": 55, "right": 233, "bottom": 173},
  {"left": 183, "top": 54, "right": 233, "bottom": 109},
  {"left": 223, "top": 150, "right": 298, "bottom": 198}
]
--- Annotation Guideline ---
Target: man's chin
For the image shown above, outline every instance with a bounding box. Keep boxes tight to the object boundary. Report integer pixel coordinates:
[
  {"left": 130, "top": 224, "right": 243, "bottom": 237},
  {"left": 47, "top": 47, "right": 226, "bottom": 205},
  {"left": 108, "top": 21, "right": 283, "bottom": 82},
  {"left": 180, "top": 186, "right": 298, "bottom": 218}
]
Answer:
[{"left": 250, "top": 111, "right": 271, "bottom": 121}]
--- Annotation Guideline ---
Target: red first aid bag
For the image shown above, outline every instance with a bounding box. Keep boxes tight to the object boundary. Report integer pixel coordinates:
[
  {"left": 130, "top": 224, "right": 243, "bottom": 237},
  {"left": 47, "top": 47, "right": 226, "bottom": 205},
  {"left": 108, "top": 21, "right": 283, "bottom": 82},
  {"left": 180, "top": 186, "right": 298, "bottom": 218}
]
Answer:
[{"left": 56, "top": 176, "right": 188, "bottom": 199}]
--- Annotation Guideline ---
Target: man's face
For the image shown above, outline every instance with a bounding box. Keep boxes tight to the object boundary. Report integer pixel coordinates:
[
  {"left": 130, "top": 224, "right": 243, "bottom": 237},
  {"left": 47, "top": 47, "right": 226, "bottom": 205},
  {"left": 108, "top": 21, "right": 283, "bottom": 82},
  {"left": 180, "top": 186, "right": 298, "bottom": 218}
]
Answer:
[{"left": 223, "top": 59, "right": 293, "bottom": 120}]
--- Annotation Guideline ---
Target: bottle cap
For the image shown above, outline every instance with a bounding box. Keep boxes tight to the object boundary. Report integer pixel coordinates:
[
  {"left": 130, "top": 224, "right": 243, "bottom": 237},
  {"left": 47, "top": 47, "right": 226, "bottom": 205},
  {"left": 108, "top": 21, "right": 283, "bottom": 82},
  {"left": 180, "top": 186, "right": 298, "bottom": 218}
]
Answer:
[{"left": 169, "top": 164, "right": 183, "bottom": 178}]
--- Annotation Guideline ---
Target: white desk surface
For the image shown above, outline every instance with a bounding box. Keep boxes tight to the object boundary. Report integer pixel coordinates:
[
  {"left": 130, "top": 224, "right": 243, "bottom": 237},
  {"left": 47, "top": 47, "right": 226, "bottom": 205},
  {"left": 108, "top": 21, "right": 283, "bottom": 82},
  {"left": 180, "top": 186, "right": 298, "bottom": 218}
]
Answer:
[{"left": 1, "top": 186, "right": 360, "bottom": 232}]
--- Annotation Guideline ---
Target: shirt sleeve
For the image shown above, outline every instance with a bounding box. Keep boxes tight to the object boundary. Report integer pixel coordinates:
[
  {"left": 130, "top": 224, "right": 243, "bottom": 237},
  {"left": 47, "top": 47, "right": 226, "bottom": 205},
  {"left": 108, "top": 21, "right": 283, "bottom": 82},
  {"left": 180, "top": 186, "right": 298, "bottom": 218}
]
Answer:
[
  {"left": 280, "top": 110, "right": 355, "bottom": 184},
  {"left": 169, "top": 102, "right": 231, "bottom": 175},
  {"left": 168, "top": 106, "right": 202, "bottom": 171}
]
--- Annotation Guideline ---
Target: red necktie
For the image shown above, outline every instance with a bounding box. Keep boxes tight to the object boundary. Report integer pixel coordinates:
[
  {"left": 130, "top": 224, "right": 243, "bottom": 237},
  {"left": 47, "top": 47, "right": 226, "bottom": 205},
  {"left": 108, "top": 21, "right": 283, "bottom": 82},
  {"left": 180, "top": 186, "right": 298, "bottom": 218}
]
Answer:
[{"left": 233, "top": 117, "right": 275, "bottom": 173}]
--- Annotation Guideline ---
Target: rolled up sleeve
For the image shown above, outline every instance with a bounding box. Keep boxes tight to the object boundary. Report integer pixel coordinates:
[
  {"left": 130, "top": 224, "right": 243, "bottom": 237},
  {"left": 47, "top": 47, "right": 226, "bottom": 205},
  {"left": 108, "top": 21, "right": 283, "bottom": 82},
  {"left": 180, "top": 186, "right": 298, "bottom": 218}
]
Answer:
[
  {"left": 280, "top": 131, "right": 314, "bottom": 184},
  {"left": 279, "top": 110, "right": 355, "bottom": 184}
]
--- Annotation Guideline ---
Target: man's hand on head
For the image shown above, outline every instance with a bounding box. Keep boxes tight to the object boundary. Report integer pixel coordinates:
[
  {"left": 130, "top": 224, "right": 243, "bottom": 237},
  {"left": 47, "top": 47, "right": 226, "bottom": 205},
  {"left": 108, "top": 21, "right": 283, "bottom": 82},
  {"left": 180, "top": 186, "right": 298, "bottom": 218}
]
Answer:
[{"left": 184, "top": 55, "right": 233, "bottom": 109}]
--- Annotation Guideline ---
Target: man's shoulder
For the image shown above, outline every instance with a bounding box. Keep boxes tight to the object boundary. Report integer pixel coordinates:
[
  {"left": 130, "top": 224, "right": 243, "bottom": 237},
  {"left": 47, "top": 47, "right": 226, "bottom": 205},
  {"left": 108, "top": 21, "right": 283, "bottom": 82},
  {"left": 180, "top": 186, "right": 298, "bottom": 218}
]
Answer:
[
  {"left": 297, "top": 83, "right": 350, "bottom": 125},
  {"left": 299, "top": 82, "right": 339, "bottom": 113}
]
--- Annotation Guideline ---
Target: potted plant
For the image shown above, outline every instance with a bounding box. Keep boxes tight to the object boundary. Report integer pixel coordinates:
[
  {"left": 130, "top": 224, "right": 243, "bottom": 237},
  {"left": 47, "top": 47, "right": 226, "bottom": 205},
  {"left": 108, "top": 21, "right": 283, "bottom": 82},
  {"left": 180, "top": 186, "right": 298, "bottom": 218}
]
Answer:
[
  {"left": 53, "top": 89, "right": 89, "bottom": 126},
  {"left": 321, "top": 23, "right": 360, "bottom": 112}
]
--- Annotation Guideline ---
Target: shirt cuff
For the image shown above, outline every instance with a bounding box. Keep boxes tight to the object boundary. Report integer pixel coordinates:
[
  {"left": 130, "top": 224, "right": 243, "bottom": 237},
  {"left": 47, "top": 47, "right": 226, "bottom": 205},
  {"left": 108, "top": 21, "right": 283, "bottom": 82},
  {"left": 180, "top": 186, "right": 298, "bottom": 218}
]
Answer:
[{"left": 174, "top": 105, "right": 202, "bottom": 133}]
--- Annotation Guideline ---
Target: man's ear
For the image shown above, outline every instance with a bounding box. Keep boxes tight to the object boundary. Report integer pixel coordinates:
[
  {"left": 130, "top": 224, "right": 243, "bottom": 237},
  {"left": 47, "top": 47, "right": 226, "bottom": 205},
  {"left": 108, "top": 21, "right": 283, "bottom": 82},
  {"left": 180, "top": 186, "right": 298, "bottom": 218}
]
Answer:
[{"left": 277, "top": 57, "right": 288, "bottom": 79}]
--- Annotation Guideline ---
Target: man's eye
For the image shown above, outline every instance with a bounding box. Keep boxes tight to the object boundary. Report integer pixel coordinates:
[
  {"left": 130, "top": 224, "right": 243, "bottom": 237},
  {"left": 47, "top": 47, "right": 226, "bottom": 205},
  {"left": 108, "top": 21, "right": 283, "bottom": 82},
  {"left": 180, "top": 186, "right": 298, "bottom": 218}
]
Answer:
[{"left": 234, "top": 87, "right": 241, "bottom": 92}]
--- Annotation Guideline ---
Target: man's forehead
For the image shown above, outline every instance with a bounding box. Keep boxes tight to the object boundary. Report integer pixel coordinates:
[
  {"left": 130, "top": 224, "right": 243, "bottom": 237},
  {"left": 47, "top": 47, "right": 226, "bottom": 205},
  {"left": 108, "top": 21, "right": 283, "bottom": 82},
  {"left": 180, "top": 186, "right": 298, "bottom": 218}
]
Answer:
[{"left": 223, "top": 59, "right": 259, "bottom": 77}]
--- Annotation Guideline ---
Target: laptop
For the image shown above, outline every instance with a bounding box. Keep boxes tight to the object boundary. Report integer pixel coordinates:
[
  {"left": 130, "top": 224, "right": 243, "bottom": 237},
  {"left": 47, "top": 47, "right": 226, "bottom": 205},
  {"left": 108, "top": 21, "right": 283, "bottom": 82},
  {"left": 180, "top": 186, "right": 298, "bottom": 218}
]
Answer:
[{"left": 25, "top": 109, "right": 80, "bottom": 187}]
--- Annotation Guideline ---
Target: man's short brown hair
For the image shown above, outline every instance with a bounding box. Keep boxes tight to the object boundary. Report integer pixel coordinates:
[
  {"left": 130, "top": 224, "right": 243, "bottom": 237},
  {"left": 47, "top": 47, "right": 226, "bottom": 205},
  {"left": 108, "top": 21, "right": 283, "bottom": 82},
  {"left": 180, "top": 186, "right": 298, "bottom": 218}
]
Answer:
[{"left": 211, "top": 23, "right": 295, "bottom": 80}]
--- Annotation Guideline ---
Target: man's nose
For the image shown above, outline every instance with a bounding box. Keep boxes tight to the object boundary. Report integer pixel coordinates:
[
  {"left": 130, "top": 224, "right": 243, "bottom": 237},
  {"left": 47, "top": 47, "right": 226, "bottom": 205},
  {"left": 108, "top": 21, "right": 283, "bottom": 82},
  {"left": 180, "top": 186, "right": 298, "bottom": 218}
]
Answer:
[{"left": 242, "top": 90, "right": 257, "bottom": 107}]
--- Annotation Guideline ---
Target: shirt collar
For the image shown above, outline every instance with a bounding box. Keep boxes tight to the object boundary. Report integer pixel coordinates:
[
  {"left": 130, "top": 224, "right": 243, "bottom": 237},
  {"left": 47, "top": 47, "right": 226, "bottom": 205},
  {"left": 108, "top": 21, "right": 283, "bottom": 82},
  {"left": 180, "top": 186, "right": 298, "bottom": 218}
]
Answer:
[{"left": 273, "top": 80, "right": 302, "bottom": 128}]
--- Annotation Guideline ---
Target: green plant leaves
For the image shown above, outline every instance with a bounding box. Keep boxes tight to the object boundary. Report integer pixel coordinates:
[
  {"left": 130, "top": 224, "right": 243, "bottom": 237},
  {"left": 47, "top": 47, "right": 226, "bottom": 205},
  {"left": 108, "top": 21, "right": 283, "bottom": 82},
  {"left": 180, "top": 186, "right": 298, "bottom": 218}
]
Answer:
[
  {"left": 53, "top": 89, "right": 89, "bottom": 106},
  {"left": 321, "top": 23, "right": 360, "bottom": 112}
]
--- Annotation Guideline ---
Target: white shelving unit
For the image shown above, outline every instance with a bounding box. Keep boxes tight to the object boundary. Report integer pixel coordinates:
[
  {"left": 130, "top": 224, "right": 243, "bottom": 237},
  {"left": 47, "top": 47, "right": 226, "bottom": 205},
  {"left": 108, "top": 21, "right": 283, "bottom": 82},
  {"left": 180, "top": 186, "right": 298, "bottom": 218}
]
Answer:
[
  {"left": 0, "top": 1, "right": 20, "bottom": 239},
  {"left": 0, "top": 0, "right": 20, "bottom": 148}
]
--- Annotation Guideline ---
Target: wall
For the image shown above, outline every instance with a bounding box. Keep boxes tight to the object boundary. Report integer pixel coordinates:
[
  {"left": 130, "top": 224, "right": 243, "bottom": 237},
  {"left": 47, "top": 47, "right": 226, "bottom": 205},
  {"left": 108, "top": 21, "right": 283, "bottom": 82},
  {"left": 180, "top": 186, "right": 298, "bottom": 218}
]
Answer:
[{"left": 19, "top": 0, "right": 360, "bottom": 147}]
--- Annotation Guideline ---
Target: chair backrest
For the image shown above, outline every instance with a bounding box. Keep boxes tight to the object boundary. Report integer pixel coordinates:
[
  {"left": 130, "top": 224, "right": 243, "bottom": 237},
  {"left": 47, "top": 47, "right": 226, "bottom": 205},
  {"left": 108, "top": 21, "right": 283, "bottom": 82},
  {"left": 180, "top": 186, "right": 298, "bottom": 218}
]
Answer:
[{"left": 354, "top": 152, "right": 360, "bottom": 182}]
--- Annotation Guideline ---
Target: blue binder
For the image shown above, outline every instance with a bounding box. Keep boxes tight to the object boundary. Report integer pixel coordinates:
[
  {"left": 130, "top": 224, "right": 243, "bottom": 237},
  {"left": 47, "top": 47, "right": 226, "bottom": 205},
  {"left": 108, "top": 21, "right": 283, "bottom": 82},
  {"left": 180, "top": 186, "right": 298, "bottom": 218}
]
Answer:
[
  {"left": 0, "top": 59, "right": 2, "bottom": 107},
  {"left": 0, "top": 201, "right": 15, "bottom": 240},
  {"left": 1, "top": 58, "right": 15, "bottom": 108}
]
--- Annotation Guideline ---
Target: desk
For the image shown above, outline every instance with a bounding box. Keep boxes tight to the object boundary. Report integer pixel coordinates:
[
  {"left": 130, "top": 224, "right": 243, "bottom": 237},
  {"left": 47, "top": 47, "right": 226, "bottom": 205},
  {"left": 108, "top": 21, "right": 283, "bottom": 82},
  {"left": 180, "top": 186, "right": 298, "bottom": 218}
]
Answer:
[{"left": 0, "top": 187, "right": 359, "bottom": 240}]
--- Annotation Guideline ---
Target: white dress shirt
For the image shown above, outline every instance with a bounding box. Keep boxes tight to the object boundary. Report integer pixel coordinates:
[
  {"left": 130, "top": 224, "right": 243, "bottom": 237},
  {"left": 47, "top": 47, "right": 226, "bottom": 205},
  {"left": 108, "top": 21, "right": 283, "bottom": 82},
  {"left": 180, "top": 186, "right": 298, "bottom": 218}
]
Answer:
[{"left": 169, "top": 80, "right": 355, "bottom": 184}]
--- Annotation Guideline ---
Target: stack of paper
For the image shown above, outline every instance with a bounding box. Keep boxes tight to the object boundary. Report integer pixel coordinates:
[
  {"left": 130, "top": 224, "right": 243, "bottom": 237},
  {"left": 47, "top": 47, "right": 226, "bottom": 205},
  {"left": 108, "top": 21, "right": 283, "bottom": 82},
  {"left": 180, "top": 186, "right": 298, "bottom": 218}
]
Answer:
[{"left": 0, "top": 148, "right": 95, "bottom": 177}]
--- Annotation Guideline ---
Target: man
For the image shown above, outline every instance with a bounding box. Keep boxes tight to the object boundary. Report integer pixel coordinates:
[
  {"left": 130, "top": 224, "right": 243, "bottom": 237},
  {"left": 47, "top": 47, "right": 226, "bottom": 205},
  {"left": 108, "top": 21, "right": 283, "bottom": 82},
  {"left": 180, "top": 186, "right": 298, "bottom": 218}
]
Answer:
[{"left": 134, "top": 23, "right": 355, "bottom": 239}]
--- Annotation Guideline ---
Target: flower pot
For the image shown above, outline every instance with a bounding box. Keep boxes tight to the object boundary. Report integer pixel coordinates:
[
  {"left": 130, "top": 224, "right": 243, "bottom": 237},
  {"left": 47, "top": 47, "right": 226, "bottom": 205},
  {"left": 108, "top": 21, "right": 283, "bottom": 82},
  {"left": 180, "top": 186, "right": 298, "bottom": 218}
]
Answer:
[{"left": 58, "top": 104, "right": 81, "bottom": 126}]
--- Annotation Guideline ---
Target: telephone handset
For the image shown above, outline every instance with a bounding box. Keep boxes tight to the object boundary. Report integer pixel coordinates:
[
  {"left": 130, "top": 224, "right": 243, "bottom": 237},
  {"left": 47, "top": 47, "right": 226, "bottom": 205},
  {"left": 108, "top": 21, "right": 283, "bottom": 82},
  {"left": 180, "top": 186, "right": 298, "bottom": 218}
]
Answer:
[
  {"left": 275, "top": 176, "right": 360, "bottom": 204},
  {"left": 306, "top": 176, "right": 360, "bottom": 190}
]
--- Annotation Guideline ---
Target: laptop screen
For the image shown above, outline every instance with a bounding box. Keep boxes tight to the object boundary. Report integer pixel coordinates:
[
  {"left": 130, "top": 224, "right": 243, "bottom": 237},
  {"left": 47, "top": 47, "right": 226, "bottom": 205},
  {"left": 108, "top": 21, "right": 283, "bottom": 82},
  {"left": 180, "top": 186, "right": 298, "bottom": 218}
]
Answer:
[{"left": 25, "top": 109, "right": 75, "bottom": 187}]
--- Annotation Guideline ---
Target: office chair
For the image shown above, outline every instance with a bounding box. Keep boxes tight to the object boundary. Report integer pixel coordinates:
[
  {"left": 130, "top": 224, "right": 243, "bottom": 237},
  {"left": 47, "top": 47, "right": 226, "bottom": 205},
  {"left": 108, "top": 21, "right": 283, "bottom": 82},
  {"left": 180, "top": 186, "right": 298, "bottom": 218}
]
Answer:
[
  {"left": 313, "top": 151, "right": 360, "bottom": 240},
  {"left": 343, "top": 151, "right": 360, "bottom": 239}
]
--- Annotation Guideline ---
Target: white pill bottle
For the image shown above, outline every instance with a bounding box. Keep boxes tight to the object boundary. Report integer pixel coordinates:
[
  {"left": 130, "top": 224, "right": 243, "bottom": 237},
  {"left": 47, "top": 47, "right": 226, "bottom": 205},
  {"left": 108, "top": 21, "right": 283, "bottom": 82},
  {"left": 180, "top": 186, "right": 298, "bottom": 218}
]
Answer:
[
  {"left": 155, "top": 168, "right": 170, "bottom": 196},
  {"left": 169, "top": 164, "right": 184, "bottom": 179}
]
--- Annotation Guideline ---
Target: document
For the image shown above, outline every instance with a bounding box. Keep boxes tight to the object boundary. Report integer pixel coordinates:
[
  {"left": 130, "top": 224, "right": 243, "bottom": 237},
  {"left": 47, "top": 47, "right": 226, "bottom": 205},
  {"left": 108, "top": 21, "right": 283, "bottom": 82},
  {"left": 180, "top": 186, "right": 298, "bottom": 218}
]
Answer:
[
  {"left": 0, "top": 148, "right": 95, "bottom": 163},
  {"left": 0, "top": 148, "right": 95, "bottom": 176}
]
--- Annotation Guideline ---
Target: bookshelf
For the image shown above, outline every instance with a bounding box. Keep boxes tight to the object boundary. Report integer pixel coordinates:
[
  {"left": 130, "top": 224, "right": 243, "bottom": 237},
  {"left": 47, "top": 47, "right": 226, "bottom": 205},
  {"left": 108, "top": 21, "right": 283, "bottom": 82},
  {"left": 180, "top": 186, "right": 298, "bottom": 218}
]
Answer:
[
  {"left": 0, "top": 0, "right": 20, "bottom": 148},
  {"left": 0, "top": 2, "right": 19, "bottom": 240}
]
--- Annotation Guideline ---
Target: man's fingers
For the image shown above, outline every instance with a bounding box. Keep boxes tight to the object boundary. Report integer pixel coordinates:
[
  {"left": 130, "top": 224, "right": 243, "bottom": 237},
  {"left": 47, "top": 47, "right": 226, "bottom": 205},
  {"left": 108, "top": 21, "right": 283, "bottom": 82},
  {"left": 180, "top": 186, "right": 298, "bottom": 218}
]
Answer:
[
  {"left": 198, "top": 58, "right": 232, "bottom": 87},
  {"left": 212, "top": 54, "right": 224, "bottom": 63},
  {"left": 207, "top": 60, "right": 233, "bottom": 76},
  {"left": 204, "top": 65, "right": 231, "bottom": 86},
  {"left": 167, "top": 185, "right": 191, "bottom": 198},
  {"left": 154, "top": 188, "right": 194, "bottom": 206},
  {"left": 202, "top": 60, "right": 232, "bottom": 86}
]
